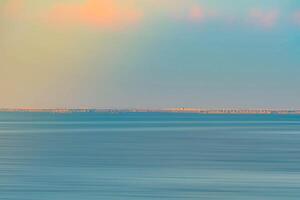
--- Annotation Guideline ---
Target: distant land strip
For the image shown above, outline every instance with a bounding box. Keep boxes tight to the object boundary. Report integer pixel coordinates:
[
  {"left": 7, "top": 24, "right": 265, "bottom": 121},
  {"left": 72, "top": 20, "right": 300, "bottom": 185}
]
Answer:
[{"left": 0, "top": 108, "right": 300, "bottom": 114}]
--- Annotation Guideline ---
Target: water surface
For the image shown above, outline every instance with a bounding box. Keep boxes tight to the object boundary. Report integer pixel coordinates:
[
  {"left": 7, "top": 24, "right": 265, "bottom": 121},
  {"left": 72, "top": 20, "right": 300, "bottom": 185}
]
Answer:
[{"left": 1, "top": 112, "right": 300, "bottom": 199}]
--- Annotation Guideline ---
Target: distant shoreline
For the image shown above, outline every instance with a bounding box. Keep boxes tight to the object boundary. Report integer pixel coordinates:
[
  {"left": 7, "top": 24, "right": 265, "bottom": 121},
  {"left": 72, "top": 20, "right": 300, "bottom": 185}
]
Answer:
[{"left": 0, "top": 108, "right": 300, "bottom": 115}]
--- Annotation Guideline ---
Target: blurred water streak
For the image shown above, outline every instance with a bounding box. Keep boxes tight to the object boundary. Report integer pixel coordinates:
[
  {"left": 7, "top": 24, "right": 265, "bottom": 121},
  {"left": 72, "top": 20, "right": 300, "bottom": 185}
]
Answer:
[{"left": 1, "top": 112, "right": 300, "bottom": 199}]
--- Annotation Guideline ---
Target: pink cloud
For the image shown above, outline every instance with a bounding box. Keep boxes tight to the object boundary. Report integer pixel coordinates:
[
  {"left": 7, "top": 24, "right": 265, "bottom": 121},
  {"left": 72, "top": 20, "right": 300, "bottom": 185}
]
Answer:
[
  {"left": 292, "top": 11, "right": 300, "bottom": 25},
  {"left": 186, "top": 5, "right": 221, "bottom": 23},
  {"left": 249, "top": 9, "right": 279, "bottom": 28},
  {"left": 188, "top": 5, "right": 205, "bottom": 22},
  {"left": 44, "top": 0, "right": 142, "bottom": 29}
]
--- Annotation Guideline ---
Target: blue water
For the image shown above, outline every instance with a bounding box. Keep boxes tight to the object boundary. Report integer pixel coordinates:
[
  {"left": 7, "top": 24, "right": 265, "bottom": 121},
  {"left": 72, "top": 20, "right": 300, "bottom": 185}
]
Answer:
[{"left": 1, "top": 112, "right": 300, "bottom": 200}]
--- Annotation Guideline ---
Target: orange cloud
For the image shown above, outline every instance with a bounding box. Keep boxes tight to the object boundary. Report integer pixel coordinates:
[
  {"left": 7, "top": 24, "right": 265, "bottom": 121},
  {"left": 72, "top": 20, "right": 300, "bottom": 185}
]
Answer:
[
  {"left": 188, "top": 5, "right": 205, "bottom": 22},
  {"left": 45, "top": 0, "right": 142, "bottom": 29},
  {"left": 3, "top": 0, "right": 24, "bottom": 18},
  {"left": 249, "top": 9, "right": 279, "bottom": 28}
]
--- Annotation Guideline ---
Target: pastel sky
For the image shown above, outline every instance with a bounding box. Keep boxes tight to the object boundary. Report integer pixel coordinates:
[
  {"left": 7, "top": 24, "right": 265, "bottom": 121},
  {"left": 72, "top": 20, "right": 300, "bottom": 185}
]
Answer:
[{"left": 1, "top": 0, "right": 300, "bottom": 109}]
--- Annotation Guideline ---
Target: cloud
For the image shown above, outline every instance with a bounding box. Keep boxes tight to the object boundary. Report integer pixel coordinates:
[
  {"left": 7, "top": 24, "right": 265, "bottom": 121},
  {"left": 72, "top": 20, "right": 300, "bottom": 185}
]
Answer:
[
  {"left": 2, "top": 0, "right": 24, "bottom": 18},
  {"left": 249, "top": 9, "right": 279, "bottom": 28},
  {"left": 186, "top": 4, "right": 222, "bottom": 24},
  {"left": 44, "top": 0, "right": 143, "bottom": 29},
  {"left": 292, "top": 11, "right": 300, "bottom": 25},
  {"left": 188, "top": 5, "right": 205, "bottom": 22}
]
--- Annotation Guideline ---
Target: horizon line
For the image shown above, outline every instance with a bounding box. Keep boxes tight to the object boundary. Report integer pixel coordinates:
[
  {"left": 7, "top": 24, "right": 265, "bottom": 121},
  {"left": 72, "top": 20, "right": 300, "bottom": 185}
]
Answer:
[{"left": 1, "top": 108, "right": 300, "bottom": 114}]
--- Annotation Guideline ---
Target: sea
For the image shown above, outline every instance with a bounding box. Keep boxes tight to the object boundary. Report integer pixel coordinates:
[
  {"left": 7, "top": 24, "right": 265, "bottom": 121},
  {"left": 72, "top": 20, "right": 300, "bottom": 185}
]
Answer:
[{"left": 0, "top": 112, "right": 300, "bottom": 200}]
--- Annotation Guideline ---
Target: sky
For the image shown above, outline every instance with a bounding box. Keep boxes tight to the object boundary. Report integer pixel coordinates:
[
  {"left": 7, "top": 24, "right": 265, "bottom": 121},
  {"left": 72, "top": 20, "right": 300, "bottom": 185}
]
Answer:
[{"left": 1, "top": 0, "right": 300, "bottom": 109}]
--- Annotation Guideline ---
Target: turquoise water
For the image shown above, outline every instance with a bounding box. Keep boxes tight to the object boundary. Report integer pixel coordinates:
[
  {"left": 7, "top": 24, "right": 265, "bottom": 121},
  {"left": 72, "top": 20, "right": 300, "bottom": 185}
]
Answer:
[{"left": 1, "top": 112, "right": 300, "bottom": 199}]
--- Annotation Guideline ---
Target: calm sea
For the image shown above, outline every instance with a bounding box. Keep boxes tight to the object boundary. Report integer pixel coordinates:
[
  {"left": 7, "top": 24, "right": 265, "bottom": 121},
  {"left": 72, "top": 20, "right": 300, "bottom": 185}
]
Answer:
[{"left": 1, "top": 112, "right": 300, "bottom": 199}]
